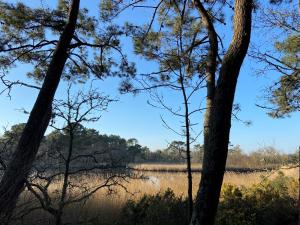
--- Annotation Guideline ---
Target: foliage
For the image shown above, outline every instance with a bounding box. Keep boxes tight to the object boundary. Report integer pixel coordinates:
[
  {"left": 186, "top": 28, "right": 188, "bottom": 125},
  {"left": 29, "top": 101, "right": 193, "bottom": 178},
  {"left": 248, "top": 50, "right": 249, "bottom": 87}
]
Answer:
[
  {"left": 217, "top": 172, "right": 298, "bottom": 225},
  {"left": 275, "top": 35, "right": 300, "bottom": 68},
  {"left": 0, "top": 123, "right": 149, "bottom": 170},
  {"left": 0, "top": 123, "right": 26, "bottom": 168},
  {"left": 0, "top": 0, "right": 135, "bottom": 83},
  {"left": 256, "top": 2, "right": 300, "bottom": 118},
  {"left": 117, "top": 173, "right": 298, "bottom": 225},
  {"left": 269, "top": 34, "right": 300, "bottom": 118},
  {"left": 118, "top": 188, "right": 189, "bottom": 225}
]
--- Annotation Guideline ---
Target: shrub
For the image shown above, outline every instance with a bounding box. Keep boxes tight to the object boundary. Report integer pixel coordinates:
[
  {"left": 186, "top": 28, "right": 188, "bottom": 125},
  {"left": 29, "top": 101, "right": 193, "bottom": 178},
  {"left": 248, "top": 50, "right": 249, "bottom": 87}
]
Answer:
[
  {"left": 216, "top": 172, "right": 298, "bottom": 225},
  {"left": 117, "top": 188, "right": 189, "bottom": 225}
]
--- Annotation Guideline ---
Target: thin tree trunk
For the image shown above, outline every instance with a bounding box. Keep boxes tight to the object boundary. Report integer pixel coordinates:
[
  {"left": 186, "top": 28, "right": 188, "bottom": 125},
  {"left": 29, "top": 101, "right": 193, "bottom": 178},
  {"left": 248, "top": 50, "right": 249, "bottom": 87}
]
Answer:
[
  {"left": 56, "top": 131, "right": 74, "bottom": 225},
  {"left": 180, "top": 75, "right": 193, "bottom": 221},
  {"left": 186, "top": 131, "right": 193, "bottom": 222},
  {"left": 0, "top": 1, "right": 80, "bottom": 223},
  {"left": 190, "top": 1, "right": 253, "bottom": 225}
]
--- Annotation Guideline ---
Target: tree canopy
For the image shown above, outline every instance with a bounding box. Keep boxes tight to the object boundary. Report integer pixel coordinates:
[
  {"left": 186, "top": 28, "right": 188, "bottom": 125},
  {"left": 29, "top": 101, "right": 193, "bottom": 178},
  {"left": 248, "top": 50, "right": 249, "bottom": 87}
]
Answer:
[{"left": 0, "top": 0, "right": 136, "bottom": 83}]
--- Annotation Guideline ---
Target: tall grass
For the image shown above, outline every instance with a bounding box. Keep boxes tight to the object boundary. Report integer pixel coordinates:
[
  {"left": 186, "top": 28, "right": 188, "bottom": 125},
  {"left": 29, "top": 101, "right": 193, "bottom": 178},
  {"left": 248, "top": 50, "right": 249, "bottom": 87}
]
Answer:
[{"left": 14, "top": 166, "right": 299, "bottom": 225}]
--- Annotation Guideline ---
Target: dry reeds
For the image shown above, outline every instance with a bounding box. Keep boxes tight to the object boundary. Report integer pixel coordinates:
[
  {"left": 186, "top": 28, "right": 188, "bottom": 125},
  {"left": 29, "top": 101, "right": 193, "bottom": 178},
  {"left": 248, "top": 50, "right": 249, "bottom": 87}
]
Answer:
[{"left": 15, "top": 165, "right": 299, "bottom": 225}]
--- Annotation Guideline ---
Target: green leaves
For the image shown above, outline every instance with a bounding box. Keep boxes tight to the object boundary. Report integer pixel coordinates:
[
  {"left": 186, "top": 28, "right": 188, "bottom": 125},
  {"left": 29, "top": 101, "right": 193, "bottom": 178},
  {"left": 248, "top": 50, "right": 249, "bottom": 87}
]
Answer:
[
  {"left": 260, "top": 3, "right": 300, "bottom": 118},
  {"left": 134, "top": 30, "right": 162, "bottom": 60},
  {"left": 275, "top": 35, "right": 300, "bottom": 67},
  {"left": 268, "top": 34, "right": 300, "bottom": 118},
  {"left": 119, "top": 189, "right": 189, "bottom": 225},
  {"left": 0, "top": 0, "right": 135, "bottom": 83},
  {"left": 217, "top": 173, "right": 298, "bottom": 225},
  {"left": 269, "top": 71, "right": 300, "bottom": 118}
]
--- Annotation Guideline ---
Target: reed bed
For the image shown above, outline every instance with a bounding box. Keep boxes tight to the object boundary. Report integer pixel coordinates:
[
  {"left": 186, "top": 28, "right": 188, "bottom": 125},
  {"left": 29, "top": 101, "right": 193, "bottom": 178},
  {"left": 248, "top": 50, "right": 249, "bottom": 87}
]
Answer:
[{"left": 15, "top": 166, "right": 299, "bottom": 225}]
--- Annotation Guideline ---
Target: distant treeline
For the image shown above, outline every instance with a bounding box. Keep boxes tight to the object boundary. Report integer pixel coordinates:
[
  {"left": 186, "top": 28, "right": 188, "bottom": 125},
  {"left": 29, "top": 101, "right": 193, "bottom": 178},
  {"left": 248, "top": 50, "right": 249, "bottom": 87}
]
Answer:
[
  {"left": 140, "top": 143, "right": 298, "bottom": 169},
  {"left": 0, "top": 123, "right": 298, "bottom": 170}
]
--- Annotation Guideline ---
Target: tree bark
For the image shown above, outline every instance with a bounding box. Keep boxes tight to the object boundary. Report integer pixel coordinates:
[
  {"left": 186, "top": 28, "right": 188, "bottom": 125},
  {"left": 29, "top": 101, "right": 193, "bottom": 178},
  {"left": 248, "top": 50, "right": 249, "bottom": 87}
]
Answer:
[
  {"left": 192, "top": 0, "right": 218, "bottom": 153},
  {"left": 190, "top": 0, "right": 253, "bottom": 225},
  {"left": 0, "top": 0, "right": 80, "bottom": 223}
]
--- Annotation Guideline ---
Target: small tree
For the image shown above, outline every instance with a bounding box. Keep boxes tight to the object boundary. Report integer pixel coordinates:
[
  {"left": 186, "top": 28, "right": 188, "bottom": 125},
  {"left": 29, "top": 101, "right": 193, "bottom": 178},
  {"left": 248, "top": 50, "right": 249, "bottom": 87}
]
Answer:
[
  {"left": 18, "top": 84, "right": 130, "bottom": 225},
  {"left": 115, "top": 1, "right": 207, "bottom": 220}
]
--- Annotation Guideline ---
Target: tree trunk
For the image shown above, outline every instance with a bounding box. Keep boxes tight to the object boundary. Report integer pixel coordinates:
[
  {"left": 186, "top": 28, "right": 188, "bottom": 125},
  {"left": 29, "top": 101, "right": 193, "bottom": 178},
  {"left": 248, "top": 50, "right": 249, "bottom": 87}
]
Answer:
[
  {"left": 56, "top": 131, "right": 74, "bottom": 225},
  {"left": 190, "top": 1, "right": 253, "bottom": 225},
  {"left": 186, "top": 132, "right": 193, "bottom": 222},
  {"left": 180, "top": 75, "right": 193, "bottom": 221},
  {"left": 0, "top": 1, "right": 80, "bottom": 223},
  {"left": 192, "top": 0, "right": 218, "bottom": 154}
]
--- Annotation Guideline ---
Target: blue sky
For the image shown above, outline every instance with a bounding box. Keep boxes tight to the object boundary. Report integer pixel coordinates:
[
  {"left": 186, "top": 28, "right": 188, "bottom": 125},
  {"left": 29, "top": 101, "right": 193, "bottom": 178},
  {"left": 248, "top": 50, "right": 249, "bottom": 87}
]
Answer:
[{"left": 0, "top": 0, "right": 299, "bottom": 153}]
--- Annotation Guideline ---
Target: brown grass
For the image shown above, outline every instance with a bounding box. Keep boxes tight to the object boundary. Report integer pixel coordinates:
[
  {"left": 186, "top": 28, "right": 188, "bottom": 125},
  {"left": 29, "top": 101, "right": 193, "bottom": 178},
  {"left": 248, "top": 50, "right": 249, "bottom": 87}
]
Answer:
[
  {"left": 15, "top": 165, "right": 299, "bottom": 225},
  {"left": 131, "top": 163, "right": 201, "bottom": 171}
]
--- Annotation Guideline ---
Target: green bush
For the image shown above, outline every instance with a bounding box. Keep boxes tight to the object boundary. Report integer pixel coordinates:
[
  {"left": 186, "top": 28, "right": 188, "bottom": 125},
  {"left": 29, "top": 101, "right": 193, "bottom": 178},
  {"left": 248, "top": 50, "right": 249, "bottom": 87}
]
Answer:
[
  {"left": 216, "top": 172, "right": 298, "bottom": 225},
  {"left": 117, "top": 188, "right": 189, "bottom": 225}
]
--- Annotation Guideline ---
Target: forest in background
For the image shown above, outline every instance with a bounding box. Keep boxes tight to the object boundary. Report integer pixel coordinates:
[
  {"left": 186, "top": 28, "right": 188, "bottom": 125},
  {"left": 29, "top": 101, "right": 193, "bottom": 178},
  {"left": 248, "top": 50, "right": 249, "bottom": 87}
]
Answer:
[{"left": 1, "top": 123, "right": 298, "bottom": 171}]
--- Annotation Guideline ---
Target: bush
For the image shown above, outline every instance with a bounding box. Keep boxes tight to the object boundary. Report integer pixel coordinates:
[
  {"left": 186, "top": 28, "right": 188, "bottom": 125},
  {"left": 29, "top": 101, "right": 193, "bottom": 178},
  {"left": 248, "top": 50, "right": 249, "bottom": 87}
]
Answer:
[
  {"left": 216, "top": 172, "right": 298, "bottom": 225},
  {"left": 117, "top": 188, "right": 189, "bottom": 225}
]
